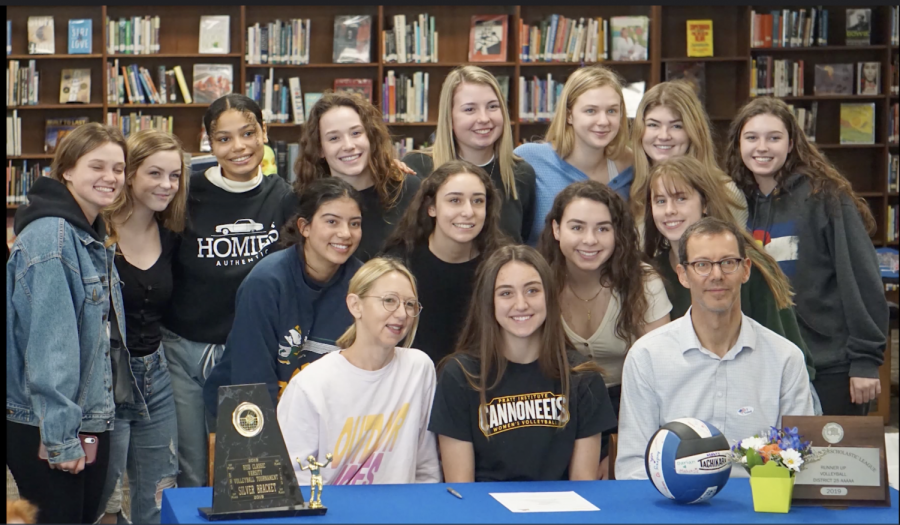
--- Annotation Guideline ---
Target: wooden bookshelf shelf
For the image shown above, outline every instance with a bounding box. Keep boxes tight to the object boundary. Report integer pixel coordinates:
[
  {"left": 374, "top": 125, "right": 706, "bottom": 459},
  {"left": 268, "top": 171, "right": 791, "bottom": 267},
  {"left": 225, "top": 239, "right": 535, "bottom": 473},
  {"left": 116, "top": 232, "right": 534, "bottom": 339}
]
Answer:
[
  {"left": 382, "top": 62, "right": 516, "bottom": 68},
  {"left": 8, "top": 104, "right": 104, "bottom": 110},
  {"left": 386, "top": 122, "right": 437, "bottom": 127},
  {"left": 108, "top": 53, "right": 243, "bottom": 59},
  {"left": 107, "top": 104, "right": 211, "bottom": 109},
  {"left": 7, "top": 54, "right": 103, "bottom": 60},
  {"left": 750, "top": 45, "right": 888, "bottom": 53},
  {"left": 520, "top": 60, "right": 651, "bottom": 67},
  {"left": 265, "top": 123, "right": 300, "bottom": 128},
  {"left": 859, "top": 191, "right": 885, "bottom": 197},
  {"left": 7, "top": 205, "right": 20, "bottom": 210},
  {"left": 245, "top": 63, "right": 379, "bottom": 69},
  {"left": 8, "top": 155, "right": 54, "bottom": 160},
  {"left": 662, "top": 57, "right": 749, "bottom": 62},
  {"left": 817, "top": 144, "right": 885, "bottom": 149},
  {"left": 778, "top": 95, "right": 885, "bottom": 101}
]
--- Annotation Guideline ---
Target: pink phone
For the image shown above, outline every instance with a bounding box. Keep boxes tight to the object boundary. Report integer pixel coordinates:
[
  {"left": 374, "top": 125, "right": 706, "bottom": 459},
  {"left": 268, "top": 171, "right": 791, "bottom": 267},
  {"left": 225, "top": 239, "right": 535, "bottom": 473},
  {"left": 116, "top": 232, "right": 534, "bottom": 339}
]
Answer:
[{"left": 38, "top": 434, "right": 98, "bottom": 465}]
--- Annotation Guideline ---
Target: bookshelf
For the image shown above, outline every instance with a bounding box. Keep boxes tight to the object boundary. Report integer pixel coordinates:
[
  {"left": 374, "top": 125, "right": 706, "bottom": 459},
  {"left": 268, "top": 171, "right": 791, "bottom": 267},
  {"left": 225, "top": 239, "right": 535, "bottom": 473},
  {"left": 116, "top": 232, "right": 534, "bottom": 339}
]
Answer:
[
  {"left": 6, "top": 3, "right": 896, "bottom": 424},
  {"left": 5, "top": 5, "right": 897, "bottom": 246}
]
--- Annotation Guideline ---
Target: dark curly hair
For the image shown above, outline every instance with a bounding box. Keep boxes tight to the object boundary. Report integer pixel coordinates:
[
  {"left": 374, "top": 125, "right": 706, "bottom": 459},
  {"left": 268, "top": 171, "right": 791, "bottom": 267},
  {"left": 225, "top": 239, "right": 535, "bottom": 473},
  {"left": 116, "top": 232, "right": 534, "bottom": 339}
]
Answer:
[
  {"left": 383, "top": 159, "right": 509, "bottom": 258},
  {"left": 538, "top": 180, "right": 652, "bottom": 347},
  {"left": 724, "top": 96, "right": 876, "bottom": 235},
  {"left": 293, "top": 91, "right": 405, "bottom": 210},
  {"left": 280, "top": 177, "right": 364, "bottom": 248}
]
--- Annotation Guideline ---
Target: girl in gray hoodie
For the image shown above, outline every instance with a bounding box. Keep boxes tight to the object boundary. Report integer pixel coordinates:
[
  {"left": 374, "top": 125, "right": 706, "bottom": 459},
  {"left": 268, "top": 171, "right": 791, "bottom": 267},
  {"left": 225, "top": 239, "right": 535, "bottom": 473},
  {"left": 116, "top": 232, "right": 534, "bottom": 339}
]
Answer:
[{"left": 724, "top": 97, "right": 887, "bottom": 416}]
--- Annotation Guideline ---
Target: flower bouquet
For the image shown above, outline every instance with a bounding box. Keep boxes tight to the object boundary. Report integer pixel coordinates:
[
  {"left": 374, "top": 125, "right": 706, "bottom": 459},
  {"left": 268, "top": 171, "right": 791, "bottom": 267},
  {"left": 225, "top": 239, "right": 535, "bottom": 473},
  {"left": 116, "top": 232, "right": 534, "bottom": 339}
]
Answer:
[{"left": 731, "top": 426, "right": 822, "bottom": 513}]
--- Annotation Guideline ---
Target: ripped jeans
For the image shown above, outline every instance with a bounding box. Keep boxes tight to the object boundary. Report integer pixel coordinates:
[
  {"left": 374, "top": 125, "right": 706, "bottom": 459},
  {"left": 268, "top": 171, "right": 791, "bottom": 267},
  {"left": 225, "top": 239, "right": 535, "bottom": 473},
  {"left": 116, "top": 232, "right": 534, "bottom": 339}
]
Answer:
[{"left": 98, "top": 344, "right": 178, "bottom": 524}]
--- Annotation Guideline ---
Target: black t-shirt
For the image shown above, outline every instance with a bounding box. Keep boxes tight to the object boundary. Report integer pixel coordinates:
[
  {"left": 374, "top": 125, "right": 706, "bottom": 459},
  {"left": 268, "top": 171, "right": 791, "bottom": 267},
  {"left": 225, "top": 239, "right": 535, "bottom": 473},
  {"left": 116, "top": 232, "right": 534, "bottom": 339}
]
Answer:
[
  {"left": 428, "top": 350, "right": 616, "bottom": 482},
  {"left": 164, "top": 171, "right": 295, "bottom": 344},
  {"left": 116, "top": 226, "right": 177, "bottom": 357},
  {"left": 356, "top": 175, "right": 422, "bottom": 262},
  {"left": 402, "top": 152, "right": 536, "bottom": 244},
  {"left": 386, "top": 244, "right": 480, "bottom": 364}
]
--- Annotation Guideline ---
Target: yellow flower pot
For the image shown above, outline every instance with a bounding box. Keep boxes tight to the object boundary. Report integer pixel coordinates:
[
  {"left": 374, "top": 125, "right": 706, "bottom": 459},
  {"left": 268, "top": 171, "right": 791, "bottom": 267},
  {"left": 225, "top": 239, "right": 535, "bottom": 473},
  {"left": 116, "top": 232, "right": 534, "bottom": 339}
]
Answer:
[{"left": 749, "top": 473, "right": 795, "bottom": 513}]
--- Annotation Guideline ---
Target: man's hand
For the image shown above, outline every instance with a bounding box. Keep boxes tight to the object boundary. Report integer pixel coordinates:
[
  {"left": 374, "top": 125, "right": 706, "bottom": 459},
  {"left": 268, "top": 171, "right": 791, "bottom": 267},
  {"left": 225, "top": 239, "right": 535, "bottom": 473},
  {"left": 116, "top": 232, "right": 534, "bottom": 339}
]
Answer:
[{"left": 849, "top": 377, "right": 881, "bottom": 404}]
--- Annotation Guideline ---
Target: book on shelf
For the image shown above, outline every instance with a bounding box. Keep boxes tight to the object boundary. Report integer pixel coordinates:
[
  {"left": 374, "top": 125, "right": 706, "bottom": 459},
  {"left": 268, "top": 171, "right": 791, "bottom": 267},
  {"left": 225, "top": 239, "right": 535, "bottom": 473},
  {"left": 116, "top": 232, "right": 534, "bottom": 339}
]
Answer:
[
  {"left": 384, "top": 14, "right": 438, "bottom": 64},
  {"left": 59, "top": 68, "right": 91, "bottom": 104},
  {"left": 891, "top": 55, "right": 898, "bottom": 96},
  {"left": 752, "top": 57, "right": 805, "bottom": 97},
  {"left": 857, "top": 62, "right": 880, "bottom": 95},
  {"left": 751, "top": 8, "right": 827, "bottom": 48},
  {"left": 334, "top": 78, "right": 373, "bottom": 103},
  {"left": 199, "top": 15, "right": 230, "bottom": 54},
  {"left": 382, "top": 71, "right": 428, "bottom": 123},
  {"left": 496, "top": 75, "right": 510, "bottom": 103},
  {"left": 173, "top": 66, "right": 193, "bottom": 104},
  {"left": 813, "top": 63, "right": 853, "bottom": 96},
  {"left": 686, "top": 19, "right": 713, "bottom": 58},
  {"left": 610, "top": 16, "right": 649, "bottom": 61},
  {"left": 246, "top": 19, "right": 311, "bottom": 65},
  {"left": 68, "top": 19, "right": 92, "bottom": 54},
  {"left": 7, "top": 110, "right": 21, "bottom": 156},
  {"left": 665, "top": 62, "right": 706, "bottom": 107},
  {"left": 106, "top": 110, "right": 174, "bottom": 137},
  {"left": 520, "top": 15, "right": 608, "bottom": 63},
  {"left": 846, "top": 9, "right": 871, "bottom": 46},
  {"left": 468, "top": 15, "right": 508, "bottom": 63},
  {"left": 27, "top": 16, "right": 54, "bottom": 55},
  {"left": 622, "top": 81, "right": 646, "bottom": 119},
  {"left": 192, "top": 64, "right": 233, "bottom": 105},
  {"left": 7, "top": 60, "right": 39, "bottom": 106},
  {"left": 888, "top": 154, "right": 898, "bottom": 193},
  {"left": 838, "top": 103, "right": 875, "bottom": 145},
  {"left": 888, "top": 206, "right": 899, "bottom": 244},
  {"left": 245, "top": 68, "right": 299, "bottom": 124},
  {"left": 44, "top": 117, "right": 90, "bottom": 154},
  {"left": 7, "top": 160, "right": 51, "bottom": 205},
  {"left": 518, "top": 74, "right": 563, "bottom": 122},
  {"left": 333, "top": 15, "right": 372, "bottom": 64},
  {"left": 787, "top": 102, "right": 818, "bottom": 142},
  {"left": 6, "top": 20, "right": 11, "bottom": 56},
  {"left": 106, "top": 16, "right": 160, "bottom": 55},
  {"left": 303, "top": 92, "right": 323, "bottom": 120},
  {"left": 392, "top": 137, "right": 417, "bottom": 160},
  {"left": 892, "top": 6, "right": 898, "bottom": 46},
  {"left": 891, "top": 102, "right": 898, "bottom": 144}
]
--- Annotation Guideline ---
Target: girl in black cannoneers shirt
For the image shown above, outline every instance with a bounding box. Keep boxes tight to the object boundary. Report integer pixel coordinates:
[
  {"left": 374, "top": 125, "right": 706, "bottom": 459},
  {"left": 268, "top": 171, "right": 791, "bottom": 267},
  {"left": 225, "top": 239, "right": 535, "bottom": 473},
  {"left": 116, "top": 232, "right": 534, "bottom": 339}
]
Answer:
[
  {"left": 382, "top": 159, "right": 509, "bottom": 364},
  {"left": 428, "top": 245, "right": 617, "bottom": 482}
]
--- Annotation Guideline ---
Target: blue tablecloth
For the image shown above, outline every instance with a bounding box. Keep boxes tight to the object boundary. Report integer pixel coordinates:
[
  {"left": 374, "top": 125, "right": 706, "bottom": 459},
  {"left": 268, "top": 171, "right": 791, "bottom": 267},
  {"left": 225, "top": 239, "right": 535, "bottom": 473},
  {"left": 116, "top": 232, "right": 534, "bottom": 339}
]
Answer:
[{"left": 161, "top": 479, "right": 899, "bottom": 524}]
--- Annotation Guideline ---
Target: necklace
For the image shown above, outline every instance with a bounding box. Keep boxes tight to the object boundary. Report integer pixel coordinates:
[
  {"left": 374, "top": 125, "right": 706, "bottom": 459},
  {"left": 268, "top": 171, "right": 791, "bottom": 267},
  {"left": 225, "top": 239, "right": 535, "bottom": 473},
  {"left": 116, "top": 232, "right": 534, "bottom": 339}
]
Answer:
[{"left": 568, "top": 283, "right": 604, "bottom": 322}]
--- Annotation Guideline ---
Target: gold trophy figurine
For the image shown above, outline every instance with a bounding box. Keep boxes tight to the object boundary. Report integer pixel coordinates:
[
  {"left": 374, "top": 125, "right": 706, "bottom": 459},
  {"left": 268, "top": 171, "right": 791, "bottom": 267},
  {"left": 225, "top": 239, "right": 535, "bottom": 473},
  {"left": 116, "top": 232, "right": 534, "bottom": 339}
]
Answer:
[{"left": 298, "top": 453, "right": 332, "bottom": 509}]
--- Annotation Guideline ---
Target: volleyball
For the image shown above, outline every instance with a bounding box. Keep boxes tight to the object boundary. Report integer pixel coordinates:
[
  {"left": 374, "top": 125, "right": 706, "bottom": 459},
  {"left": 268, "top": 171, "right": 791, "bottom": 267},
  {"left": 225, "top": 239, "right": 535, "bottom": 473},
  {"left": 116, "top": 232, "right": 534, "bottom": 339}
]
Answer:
[{"left": 644, "top": 418, "right": 732, "bottom": 504}]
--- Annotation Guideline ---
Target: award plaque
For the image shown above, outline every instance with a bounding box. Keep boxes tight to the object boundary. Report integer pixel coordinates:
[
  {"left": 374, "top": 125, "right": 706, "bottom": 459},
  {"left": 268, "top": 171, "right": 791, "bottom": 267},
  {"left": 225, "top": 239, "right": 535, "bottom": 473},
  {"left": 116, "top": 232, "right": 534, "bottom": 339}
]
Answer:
[
  {"left": 783, "top": 415, "right": 890, "bottom": 507},
  {"left": 198, "top": 384, "right": 327, "bottom": 520}
]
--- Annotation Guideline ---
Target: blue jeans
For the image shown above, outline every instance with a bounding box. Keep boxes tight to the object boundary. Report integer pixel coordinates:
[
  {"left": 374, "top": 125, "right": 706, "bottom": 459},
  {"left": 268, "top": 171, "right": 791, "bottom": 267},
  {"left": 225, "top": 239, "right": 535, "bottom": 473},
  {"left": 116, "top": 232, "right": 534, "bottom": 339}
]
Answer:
[
  {"left": 98, "top": 345, "right": 178, "bottom": 524},
  {"left": 160, "top": 327, "right": 222, "bottom": 488}
]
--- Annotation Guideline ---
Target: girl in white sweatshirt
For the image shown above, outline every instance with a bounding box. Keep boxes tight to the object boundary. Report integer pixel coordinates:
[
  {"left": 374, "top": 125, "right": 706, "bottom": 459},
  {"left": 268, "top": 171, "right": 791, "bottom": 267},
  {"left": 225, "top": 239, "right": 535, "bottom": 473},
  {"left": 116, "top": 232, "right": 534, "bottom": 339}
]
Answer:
[{"left": 277, "top": 257, "right": 442, "bottom": 485}]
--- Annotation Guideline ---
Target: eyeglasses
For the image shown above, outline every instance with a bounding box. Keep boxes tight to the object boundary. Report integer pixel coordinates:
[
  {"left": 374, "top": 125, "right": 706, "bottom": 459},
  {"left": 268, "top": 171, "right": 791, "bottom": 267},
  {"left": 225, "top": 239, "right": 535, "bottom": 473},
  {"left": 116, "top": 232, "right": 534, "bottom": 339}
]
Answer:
[
  {"left": 359, "top": 294, "right": 423, "bottom": 317},
  {"left": 683, "top": 257, "right": 745, "bottom": 276}
]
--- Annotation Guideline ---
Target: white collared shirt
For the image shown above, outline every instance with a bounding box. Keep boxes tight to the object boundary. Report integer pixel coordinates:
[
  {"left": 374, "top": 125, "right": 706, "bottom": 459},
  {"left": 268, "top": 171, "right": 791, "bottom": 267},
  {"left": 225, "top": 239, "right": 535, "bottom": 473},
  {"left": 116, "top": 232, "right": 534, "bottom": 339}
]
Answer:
[{"left": 615, "top": 308, "right": 814, "bottom": 480}]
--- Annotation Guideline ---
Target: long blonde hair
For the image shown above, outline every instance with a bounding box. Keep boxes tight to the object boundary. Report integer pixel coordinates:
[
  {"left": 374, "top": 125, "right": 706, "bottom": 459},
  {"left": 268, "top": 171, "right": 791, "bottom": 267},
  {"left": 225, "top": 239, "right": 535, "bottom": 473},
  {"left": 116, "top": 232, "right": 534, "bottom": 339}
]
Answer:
[
  {"left": 545, "top": 65, "right": 630, "bottom": 161},
  {"left": 336, "top": 257, "right": 420, "bottom": 349},
  {"left": 428, "top": 66, "right": 520, "bottom": 200},
  {"left": 643, "top": 156, "right": 793, "bottom": 309},
  {"left": 630, "top": 81, "right": 744, "bottom": 222},
  {"left": 104, "top": 129, "right": 188, "bottom": 247}
]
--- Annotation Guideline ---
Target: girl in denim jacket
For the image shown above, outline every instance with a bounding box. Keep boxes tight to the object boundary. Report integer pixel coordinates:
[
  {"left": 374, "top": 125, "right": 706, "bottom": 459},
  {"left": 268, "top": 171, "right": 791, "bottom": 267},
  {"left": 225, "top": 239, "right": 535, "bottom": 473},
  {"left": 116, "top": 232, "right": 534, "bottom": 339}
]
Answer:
[{"left": 7, "top": 123, "right": 146, "bottom": 523}]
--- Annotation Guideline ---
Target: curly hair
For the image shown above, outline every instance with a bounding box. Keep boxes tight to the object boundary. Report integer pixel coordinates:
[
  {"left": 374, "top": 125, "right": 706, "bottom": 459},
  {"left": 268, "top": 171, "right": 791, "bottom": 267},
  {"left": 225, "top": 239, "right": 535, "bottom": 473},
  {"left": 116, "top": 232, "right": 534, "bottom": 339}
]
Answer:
[
  {"left": 293, "top": 91, "right": 405, "bottom": 210},
  {"left": 724, "top": 97, "right": 876, "bottom": 234},
  {"left": 537, "top": 180, "right": 652, "bottom": 347},
  {"left": 382, "top": 159, "right": 509, "bottom": 258}
]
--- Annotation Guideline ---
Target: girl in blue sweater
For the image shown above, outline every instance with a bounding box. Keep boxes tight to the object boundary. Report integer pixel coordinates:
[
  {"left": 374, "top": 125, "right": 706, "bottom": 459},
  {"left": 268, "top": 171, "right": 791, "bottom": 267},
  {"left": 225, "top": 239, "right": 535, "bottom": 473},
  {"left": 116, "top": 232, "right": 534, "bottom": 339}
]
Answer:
[{"left": 203, "top": 177, "right": 365, "bottom": 415}]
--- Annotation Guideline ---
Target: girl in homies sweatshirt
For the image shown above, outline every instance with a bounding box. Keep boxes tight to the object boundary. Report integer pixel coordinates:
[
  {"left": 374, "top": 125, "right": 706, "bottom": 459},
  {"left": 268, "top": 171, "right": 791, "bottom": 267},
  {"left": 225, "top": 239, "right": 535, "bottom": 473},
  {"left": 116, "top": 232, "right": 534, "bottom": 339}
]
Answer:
[
  {"left": 725, "top": 97, "right": 888, "bottom": 417},
  {"left": 204, "top": 177, "right": 365, "bottom": 415},
  {"left": 277, "top": 257, "right": 442, "bottom": 485}
]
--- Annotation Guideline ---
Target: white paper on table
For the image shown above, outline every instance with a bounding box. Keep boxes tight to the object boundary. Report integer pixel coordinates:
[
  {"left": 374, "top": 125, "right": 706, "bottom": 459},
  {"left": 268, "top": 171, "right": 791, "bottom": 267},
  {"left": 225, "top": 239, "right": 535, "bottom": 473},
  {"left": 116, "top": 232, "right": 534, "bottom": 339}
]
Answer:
[{"left": 489, "top": 491, "right": 599, "bottom": 513}]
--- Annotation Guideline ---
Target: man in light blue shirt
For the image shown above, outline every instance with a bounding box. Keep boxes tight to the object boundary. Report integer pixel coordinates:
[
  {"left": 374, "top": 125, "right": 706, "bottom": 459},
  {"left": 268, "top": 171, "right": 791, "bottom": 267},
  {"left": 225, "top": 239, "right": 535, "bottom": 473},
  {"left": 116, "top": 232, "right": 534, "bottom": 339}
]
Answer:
[{"left": 616, "top": 217, "right": 814, "bottom": 480}]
